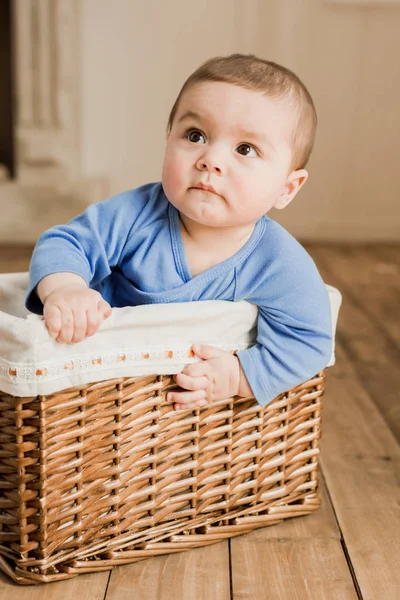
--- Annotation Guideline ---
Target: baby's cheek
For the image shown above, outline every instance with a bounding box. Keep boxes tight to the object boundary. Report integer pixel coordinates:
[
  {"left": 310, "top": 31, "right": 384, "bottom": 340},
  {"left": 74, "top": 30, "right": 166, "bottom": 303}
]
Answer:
[
  {"left": 231, "top": 179, "right": 252, "bottom": 207},
  {"left": 162, "top": 154, "right": 186, "bottom": 191}
]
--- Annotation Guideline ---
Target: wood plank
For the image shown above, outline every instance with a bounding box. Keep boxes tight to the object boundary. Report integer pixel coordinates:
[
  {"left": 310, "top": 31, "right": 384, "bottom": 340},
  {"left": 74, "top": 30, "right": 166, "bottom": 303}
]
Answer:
[
  {"left": 309, "top": 244, "right": 400, "bottom": 287},
  {"left": 105, "top": 541, "right": 230, "bottom": 600},
  {"left": 371, "top": 244, "right": 400, "bottom": 267},
  {"left": 306, "top": 244, "right": 400, "bottom": 443},
  {"left": 362, "top": 245, "right": 400, "bottom": 347},
  {"left": 365, "top": 245, "right": 400, "bottom": 278},
  {"left": 232, "top": 537, "right": 356, "bottom": 600},
  {"left": 230, "top": 474, "right": 358, "bottom": 599},
  {"left": 314, "top": 245, "right": 400, "bottom": 350},
  {"left": 318, "top": 343, "right": 400, "bottom": 600},
  {"left": 0, "top": 570, "right": 110, "bottom": 598}
]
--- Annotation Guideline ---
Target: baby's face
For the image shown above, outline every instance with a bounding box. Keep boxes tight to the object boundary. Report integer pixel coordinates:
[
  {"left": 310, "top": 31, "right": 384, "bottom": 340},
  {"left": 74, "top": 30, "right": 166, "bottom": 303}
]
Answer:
[{"left": 162, "top": 81, "right": 298, "bottom": 229}]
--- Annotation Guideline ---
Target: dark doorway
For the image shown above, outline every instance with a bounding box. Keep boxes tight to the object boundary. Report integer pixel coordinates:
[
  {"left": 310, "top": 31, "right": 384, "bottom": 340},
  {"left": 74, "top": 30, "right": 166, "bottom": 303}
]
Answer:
[{"left": 0, "top": 0, "right": 14, "bottom": 178}]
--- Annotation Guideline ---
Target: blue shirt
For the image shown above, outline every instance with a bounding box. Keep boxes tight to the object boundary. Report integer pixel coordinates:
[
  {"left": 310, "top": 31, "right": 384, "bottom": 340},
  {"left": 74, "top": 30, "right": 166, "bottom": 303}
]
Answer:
[{"left": 27, "top": 182, "right": 332, "bottom": 407}]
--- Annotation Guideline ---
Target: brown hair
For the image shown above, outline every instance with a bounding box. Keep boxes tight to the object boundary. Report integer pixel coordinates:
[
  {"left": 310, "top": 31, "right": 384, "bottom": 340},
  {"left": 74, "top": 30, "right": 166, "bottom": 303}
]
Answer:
[{"left": 167, "top": 54, "right": 317, "bottom": 170}]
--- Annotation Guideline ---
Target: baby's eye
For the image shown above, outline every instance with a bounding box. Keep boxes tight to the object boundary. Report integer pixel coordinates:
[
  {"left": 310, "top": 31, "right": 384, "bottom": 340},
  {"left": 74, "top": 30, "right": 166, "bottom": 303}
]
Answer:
[
  {"left": 236, "top": 143, "right": 258, "bottom": 157},
  {"left": 186, "top": 129, "right": 206, "bottom": 144}
]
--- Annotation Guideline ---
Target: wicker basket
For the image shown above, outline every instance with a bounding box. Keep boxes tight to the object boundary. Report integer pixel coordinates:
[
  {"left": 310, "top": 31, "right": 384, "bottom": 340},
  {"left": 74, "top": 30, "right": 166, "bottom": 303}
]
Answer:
[{"left": 0, "top": 370, "right": 325, "bottom": 584}]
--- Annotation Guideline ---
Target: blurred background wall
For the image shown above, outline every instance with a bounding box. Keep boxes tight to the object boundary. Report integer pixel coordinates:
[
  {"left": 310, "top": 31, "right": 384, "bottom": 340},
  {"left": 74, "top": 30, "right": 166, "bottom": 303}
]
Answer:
[
  {"left": 2, "top": 0, "right": 400, "bottom": 242},
  {"left": 79, "top": 0, "right": 400, "bottom": 241}
]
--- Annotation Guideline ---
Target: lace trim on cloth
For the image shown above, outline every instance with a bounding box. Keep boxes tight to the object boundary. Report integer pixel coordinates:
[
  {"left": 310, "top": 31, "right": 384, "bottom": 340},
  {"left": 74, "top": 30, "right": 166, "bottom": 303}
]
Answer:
[{"left": 0, "top": 345, "right": 238, "bottom": 387}]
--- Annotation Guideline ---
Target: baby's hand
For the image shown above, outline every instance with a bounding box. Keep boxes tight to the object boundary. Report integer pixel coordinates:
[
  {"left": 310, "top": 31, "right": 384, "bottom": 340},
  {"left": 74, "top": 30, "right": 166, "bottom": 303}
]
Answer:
[
  {"left": 167, "top": 344, "right": 252, "bottom": 410},
  {"left": 43, "top": 284, "right": 112, "bottom": 343}
]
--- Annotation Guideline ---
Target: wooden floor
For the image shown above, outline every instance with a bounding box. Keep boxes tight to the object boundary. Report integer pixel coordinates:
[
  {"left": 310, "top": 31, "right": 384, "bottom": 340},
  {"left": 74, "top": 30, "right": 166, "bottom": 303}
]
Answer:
[{"left": 0, "top": 243, "right": 399, "bottom": 599}]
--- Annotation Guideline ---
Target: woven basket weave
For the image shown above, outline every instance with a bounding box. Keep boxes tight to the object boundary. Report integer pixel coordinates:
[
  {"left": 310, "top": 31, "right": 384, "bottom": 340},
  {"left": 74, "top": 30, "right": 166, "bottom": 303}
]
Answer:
[{"left": 0, "top": 370, "right": 325, "bottom": 584}]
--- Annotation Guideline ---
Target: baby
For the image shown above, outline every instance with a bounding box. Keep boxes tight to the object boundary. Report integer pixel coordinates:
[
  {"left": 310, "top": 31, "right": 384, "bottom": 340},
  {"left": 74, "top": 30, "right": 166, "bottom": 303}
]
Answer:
[{"left": 26, "top": 54, "right": 332, "bottom": 411}]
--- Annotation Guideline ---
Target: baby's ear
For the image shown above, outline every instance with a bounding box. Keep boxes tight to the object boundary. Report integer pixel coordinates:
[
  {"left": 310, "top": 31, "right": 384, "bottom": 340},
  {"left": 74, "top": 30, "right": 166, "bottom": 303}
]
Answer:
[{"left": 274, "top": 169, "right": 308, "bottom": 210}]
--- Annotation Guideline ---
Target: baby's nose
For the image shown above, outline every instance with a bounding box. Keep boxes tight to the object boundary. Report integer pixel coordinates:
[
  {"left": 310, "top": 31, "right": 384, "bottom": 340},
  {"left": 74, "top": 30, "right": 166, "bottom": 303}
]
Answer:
[{"left": 196, "top": 159, "right": 222, "bottom": 174}]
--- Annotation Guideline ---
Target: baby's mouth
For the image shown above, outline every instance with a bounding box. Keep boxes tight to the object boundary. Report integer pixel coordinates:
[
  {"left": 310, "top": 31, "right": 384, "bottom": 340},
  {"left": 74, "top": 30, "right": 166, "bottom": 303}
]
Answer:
[{"left": 190, "top": 183, "right": 219, "bottom": 195}]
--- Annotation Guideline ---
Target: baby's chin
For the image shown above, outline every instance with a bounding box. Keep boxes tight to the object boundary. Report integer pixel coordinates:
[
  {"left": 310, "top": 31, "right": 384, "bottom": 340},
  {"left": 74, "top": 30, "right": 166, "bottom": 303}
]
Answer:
[{"left": 179, "top": 205, "right": 233, "bottom": 229}]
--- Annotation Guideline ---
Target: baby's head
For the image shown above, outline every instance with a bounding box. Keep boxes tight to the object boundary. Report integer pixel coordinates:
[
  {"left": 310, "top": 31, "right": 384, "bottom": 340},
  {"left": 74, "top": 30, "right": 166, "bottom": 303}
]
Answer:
[{"left": 162, "top": 54, "right": 317, "bottom": 230}]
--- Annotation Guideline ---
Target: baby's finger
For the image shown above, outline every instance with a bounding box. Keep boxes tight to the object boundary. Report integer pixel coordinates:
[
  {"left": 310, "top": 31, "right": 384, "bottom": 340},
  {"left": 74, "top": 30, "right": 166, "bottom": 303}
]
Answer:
[
  {"left": 181, "top": 361, "right": 210, "bottom": 378},
  {"left": 43, "top": 305, "right": 62, "bottom": 339},
  {"left": 192, "top": 344, "right": 224, "bottom": 360},
  {"left": 167, "top": 389, "right": 207, "bottom": 405},
  {"left": 57, "top": 307, "right": 75, "bottom": 343},
  {"left": 71, "top": 309, "right": 87, "bottom": 343},
  {"left": 85, "top": 309, "right": 101, "bottom": 337},
  {"left": 98, "top": 299, "right": 112, "bottom": 319},
  {"left": 174, "top": 372, "right": 209, "bottom": 391},
  {"left": 174, "top": 399, "right": 208, "bottom": 411}
]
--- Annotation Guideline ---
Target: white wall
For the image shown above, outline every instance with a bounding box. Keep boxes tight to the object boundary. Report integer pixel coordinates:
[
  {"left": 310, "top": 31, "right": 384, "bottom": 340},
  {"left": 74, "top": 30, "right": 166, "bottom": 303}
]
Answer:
[{"left": 80, "top": 0, "right": 400, "bottom": 241}]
